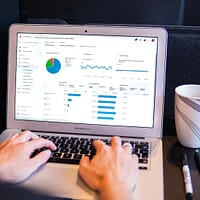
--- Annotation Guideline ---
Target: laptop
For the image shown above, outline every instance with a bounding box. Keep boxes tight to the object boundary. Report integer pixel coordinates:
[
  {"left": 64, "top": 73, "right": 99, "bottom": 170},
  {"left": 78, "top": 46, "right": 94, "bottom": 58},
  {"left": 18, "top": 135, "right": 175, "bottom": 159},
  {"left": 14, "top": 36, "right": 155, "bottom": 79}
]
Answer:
[{"left": 0, "top": 23, "right": 168, "bottom": 200}]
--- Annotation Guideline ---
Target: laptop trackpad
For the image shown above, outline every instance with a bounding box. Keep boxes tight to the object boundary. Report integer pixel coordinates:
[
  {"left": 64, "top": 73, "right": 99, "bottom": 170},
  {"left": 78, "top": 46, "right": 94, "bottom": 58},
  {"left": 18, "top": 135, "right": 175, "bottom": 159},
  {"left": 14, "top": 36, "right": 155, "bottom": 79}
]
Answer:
[{"left": 21, "top": 163, "right": 99, "bottom": 200}]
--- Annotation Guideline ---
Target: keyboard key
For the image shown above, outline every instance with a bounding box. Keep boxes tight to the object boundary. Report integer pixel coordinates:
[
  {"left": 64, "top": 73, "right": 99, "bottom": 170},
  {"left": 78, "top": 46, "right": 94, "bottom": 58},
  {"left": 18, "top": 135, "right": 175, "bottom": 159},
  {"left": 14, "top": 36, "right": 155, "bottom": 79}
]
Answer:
[
  {"left": 53, "top": 152, "right": 62, "bottom": 158},
  {"left": 63, "top": 153, "right": 72, "bottom": 159},
  {"left": 73, "top": 154, "right": 82, "bottom": 160}
]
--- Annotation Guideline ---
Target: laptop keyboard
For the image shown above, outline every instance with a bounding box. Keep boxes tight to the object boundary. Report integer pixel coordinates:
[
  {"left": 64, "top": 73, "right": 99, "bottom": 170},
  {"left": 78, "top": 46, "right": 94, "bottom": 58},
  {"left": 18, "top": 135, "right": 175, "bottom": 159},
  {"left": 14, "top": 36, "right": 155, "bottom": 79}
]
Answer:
[{"left": 34, "top": 135, "right": 150, "bottom": 170}]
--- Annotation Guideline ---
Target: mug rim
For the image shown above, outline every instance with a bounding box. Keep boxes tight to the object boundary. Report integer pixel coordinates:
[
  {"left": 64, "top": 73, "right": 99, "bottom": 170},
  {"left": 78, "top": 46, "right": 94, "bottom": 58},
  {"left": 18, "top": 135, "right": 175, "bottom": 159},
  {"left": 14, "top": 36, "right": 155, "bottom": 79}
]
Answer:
[{"left": 175, "top": 84, "right": 200, "bottom": 99}]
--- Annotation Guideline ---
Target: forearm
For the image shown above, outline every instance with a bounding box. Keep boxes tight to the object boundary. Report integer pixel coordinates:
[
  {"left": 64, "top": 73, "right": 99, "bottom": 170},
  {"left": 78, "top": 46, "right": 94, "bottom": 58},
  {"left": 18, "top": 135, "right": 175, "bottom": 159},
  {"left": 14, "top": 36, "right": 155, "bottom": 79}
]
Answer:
[
  {"left": 0, "top": 163, "right": 16, "bottom": 183},
  {"left": 0, "top": 162, "right": 9, "bottom": 181}
]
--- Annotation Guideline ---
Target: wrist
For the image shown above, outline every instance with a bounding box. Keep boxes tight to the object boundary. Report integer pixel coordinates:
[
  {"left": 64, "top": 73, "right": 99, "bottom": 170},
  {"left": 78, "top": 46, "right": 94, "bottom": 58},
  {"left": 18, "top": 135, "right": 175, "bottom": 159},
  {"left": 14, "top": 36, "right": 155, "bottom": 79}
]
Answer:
[{"left": 99, "top": 176, "right": 134, "bottom": 200}]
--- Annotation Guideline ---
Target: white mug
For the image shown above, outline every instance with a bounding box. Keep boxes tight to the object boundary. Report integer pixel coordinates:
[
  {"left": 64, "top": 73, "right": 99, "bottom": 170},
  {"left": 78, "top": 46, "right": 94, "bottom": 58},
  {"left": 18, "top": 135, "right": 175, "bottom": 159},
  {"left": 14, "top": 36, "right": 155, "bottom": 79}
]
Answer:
[{"left": 175, "top": 84, "right": 200, "bottom": 148}]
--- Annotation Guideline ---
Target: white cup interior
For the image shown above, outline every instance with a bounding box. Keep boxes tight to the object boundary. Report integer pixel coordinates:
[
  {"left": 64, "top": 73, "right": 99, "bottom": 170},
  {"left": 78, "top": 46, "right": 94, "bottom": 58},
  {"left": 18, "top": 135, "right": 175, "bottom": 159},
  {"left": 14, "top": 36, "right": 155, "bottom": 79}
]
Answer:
[{"left": 175, "top": 84, "right": 200, "bottom": 98}]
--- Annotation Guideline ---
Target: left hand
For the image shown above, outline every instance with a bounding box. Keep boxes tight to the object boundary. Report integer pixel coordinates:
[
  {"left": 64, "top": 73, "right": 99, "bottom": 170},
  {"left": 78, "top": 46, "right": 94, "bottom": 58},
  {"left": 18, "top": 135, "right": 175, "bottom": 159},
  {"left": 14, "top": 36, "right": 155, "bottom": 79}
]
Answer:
[{"left": 0, "top": 130, "right": 56, "bottom": 183}]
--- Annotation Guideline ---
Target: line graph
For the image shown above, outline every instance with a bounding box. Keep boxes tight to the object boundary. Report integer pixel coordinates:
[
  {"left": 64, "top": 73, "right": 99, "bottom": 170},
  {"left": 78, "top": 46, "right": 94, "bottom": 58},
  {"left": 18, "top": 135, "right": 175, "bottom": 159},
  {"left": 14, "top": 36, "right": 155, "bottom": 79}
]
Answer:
[{"left": 80, "top": 65, "right": 112, "bottom": 70}]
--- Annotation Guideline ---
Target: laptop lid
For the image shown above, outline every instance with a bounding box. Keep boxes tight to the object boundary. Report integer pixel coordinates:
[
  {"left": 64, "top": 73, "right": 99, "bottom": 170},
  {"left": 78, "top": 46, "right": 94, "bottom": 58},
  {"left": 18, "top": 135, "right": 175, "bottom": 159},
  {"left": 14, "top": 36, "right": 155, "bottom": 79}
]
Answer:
[{"left": 7, "top": 23, "right": 167, "bottom": 139}]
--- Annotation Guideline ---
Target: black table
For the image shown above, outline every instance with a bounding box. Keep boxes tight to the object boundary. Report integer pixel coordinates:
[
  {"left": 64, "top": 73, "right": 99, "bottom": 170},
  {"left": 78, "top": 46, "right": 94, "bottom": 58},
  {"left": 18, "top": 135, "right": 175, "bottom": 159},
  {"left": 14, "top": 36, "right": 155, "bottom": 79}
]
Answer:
[{"left": 163, "top": 136, "right": 200, "bottom": 200}]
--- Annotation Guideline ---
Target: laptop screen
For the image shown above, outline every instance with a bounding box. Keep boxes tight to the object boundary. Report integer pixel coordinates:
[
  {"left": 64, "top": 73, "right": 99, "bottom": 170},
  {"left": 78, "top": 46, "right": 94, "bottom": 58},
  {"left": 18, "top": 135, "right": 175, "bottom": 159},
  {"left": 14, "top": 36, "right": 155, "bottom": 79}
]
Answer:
[{"left": 15, "top": 32, "right": 158, "bottom": 128}]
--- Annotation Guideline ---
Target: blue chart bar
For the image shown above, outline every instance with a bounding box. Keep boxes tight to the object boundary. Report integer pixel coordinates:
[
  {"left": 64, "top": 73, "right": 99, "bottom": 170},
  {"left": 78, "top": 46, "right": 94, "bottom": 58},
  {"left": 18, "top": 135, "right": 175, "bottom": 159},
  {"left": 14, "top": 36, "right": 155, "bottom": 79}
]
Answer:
[
  {"left": 98, "top": 95, "right": 117, "bottom": 99},
  {"left": 98, "top": 111, "right": 116, "bottom": 115},
  {"left": 67, "top": 93, "right": 81, "bottom": 109},
  {"left": 98, "top": 106, "right": 115, "bottom": 109},
  {"left": 97, "top": 94, "right": 117, "bottom": 121},
  {"left": 68, "top": 93, "right": 81, "bottom": 97},
  {"left": 97, "top": 116, "right": 114, "bottom": 120},
  {"left": 98, "top": 100, "right": 116, "bottom": 104},
  {"left": 116, "top": 69, "right": 148, "bottom": 73}
]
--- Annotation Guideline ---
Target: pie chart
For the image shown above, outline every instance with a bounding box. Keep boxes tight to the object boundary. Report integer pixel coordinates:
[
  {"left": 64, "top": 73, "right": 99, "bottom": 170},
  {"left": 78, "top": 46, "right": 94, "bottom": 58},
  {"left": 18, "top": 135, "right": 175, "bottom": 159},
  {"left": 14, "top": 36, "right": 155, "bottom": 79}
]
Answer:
[{"left": 46, "top": 58, "right": 61, "bottom": 74}]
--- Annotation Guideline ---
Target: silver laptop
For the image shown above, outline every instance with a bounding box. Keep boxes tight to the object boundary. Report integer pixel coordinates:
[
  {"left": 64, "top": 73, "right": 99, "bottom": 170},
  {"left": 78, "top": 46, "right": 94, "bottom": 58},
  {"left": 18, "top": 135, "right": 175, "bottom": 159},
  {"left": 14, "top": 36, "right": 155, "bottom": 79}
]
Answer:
[{"left": 0, "top": 23, "right": 167, "bottom": 200}]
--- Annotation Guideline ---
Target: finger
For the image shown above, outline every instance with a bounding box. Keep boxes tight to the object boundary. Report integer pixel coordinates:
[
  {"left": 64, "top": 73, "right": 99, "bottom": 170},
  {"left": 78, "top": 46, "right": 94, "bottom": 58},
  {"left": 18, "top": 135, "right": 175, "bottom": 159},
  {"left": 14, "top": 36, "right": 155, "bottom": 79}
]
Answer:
[
  {"left": 132, "top": 154, "right": 139, "bottom": 162},
  {"left": 0, "top": 140, "right": 8, "bottom": 149},
  {"left": 110, "top": 136, "right": 121, "bottom": 149},
  {"left": 28, "top": 149, "right": 52, "bottom": 171},
  {"left": 131, "top": 154, "right": 139, "bottom": 178},
  {"left": 9, "top": 132, "right": 21, "bottom": 140},
  {"left": 79, "top": 156, "right": 98, "bottom": 190},
  {"left": 130, "top": 154, "right": 139, "bottom": 175},
  {"left": 93, "top": 139, "right": 106, "bottom": 153},
  {"left": 79, "top": 155, "right": 90, "bottom": 173},
  {"left": 27, "top": 138, "right": 57, "bottom": 152},
  {"left": 122, "top": 142, "right": 133, "bottom": 153},
  {"left": 10, "top": 131, "right": 39, "bottom": 143},
  {"left": 79, "top": 156, "right": 90, "bottom": 183}
]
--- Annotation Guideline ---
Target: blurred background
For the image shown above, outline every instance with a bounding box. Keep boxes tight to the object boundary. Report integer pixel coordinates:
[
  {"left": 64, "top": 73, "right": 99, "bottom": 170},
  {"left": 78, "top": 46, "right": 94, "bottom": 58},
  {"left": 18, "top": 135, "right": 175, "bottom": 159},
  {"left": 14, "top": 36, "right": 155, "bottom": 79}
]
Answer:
[{"left": 1, "top": 0, "right": 200, "bottom": 134}]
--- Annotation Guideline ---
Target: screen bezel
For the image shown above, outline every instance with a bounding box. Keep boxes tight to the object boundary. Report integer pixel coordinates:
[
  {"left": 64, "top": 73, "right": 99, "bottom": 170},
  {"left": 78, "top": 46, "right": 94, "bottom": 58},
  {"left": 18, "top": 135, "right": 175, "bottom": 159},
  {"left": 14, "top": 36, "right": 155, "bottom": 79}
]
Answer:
[{"left": 7, "top": 23, "right": 168, "bottom": 139}]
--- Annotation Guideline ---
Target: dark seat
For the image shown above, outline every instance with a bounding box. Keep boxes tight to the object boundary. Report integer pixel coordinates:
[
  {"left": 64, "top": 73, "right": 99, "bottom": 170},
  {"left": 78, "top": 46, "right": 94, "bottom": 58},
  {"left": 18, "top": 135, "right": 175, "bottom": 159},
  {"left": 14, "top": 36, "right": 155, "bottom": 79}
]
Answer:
[
  {"left": 0, "top": 0, "right": 19, "bottom": 132},
  {"left": 20, "top": 0, "right": 185, "bottom": 25},
  {"left": 163, "top": 25, "right": 200, "bottom": 134}
]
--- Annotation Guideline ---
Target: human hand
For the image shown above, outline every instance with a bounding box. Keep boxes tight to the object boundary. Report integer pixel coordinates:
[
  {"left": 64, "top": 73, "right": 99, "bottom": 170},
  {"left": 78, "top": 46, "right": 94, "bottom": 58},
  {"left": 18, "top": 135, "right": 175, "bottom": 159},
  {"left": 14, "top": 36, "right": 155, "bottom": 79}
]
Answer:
[
  {"left": 0, "top": 130, "right": 56, "bottom": 183},
  {"left": 79, "top": 136, "right": 138, "bottom": 200}
]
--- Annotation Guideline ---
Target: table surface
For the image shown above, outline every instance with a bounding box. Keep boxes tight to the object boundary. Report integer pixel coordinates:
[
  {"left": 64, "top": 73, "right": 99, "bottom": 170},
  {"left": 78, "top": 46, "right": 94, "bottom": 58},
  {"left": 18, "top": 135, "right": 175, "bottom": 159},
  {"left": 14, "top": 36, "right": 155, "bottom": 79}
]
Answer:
[{"left": 163, "top": 136, "right": 200, "bottom": 200}]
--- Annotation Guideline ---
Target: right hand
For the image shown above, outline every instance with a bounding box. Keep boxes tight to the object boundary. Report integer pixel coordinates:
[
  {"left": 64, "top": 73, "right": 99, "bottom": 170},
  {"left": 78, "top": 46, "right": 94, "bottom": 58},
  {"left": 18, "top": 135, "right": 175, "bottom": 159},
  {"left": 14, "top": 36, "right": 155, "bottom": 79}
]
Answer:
[{"left": 79, "top": 136, "right": 138, "bottom": 200}]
